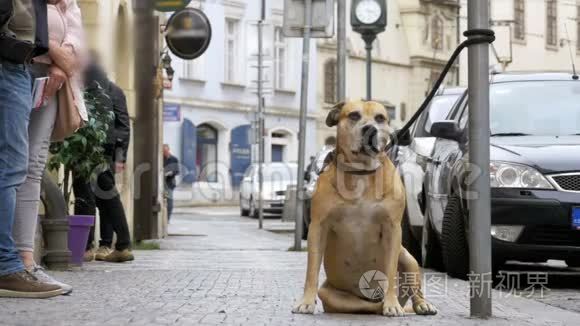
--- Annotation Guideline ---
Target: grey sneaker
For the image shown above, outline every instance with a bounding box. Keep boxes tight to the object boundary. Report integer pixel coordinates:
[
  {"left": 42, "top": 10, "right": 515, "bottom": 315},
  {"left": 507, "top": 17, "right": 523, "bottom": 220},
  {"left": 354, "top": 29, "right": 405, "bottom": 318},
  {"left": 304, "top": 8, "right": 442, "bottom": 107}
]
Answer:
[{"left": 28, "top": 265, "right": 73, "bottom": 295}]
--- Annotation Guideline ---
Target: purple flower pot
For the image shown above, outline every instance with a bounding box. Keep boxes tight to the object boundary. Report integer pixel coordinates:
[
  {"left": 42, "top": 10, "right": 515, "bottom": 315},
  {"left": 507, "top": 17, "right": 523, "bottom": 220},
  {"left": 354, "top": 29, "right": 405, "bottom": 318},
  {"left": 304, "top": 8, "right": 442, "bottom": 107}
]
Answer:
[{"left": 68, "top": 215, "right": 95, "bottom": 266}]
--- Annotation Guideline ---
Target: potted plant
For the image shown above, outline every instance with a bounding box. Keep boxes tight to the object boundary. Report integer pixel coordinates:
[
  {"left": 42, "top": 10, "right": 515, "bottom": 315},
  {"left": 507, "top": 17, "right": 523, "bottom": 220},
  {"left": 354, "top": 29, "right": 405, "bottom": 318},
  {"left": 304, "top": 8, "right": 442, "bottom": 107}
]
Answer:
[{"left": 45, "top": 85, "right": 114, "bottom": 266}]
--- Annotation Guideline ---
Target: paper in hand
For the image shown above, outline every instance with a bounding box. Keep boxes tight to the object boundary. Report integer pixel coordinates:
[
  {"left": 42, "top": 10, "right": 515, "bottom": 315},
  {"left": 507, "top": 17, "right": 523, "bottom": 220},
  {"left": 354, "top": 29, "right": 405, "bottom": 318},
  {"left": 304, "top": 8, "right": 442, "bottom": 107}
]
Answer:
[{"left": 32, "top": 77, "right": 49, "bottom": 109}]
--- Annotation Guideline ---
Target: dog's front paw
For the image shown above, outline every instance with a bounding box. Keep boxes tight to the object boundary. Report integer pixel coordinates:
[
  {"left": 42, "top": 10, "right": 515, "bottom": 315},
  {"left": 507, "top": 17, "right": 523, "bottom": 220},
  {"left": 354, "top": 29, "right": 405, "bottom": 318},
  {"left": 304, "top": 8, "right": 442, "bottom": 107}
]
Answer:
[
  {"left": 292, "top": 299, "right": 316, "bottom": 314},
  {"left": 382, "top": 300, "right": 405, "bottom": 317},
  {"left": 413, "top": 300, "right": 437, "bottom": 315}
]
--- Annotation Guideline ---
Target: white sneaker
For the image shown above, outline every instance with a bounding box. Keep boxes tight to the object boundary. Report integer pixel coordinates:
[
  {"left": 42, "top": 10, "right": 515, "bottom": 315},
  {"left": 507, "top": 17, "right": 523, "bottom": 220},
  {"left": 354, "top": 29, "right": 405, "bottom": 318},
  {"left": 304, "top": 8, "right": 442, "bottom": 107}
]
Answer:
[{"left": 28, "top": 265, "right": 73, "bottom": 295}]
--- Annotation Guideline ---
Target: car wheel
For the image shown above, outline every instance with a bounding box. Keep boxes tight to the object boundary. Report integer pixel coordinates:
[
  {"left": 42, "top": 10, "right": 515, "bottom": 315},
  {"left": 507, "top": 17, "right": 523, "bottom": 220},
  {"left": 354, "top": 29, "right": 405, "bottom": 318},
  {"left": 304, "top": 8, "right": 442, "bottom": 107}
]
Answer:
[
  {"left": 565, "top": 258, "right": 580, "bottom": 268},
  {"left": 441, "top": 194, "right": 469, "bottom": 280},
  {"left": 302, "top": 203, "right": 310, "bottom": 240},
  {"left": 249, "top": 198, "right": 260, "bottom": 219},
  {"left": 421, "top": 211, "right": 445, "bottom": 270},
  {"left": 402, "top": 207, "right": 421, "bottom": 265},
  {"left": 249, "top": 198, "right": 256, "bottom": 219},
  {"left": 240, "top": 198, "right": 249, "bottom": 216}
]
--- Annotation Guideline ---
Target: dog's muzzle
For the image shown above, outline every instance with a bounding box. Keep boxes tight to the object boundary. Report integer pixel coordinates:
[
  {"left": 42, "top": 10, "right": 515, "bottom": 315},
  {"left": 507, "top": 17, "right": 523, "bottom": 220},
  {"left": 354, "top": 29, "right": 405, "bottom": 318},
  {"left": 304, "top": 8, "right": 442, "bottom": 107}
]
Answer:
[{"left": 361, "top": 125, "right": 380, "bottom": 155}]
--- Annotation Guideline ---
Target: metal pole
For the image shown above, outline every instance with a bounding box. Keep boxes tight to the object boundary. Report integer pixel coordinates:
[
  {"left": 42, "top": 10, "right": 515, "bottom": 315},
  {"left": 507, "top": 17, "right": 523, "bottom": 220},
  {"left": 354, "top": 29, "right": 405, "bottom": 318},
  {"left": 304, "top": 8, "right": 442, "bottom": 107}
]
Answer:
[
  {"left": 362, "top": 34, "right": 375, "bottom": 101},
  {"left": 456, "top": 5, "right": 461, "bottom": 86},
  {"left": 467, "top": 0, "right": 492, "bottom": 318},
  {"left": 257, "top": 1, "right": 265, "bottom": 229},
  {"left": 337, "top": 0, "right": 346, "bottom": 100},
  {"left": 294, "top": 0, "right": 312, "bottom": 251},
  {"left": 133, "top": 0, "right": 157, "bottom": 241}
]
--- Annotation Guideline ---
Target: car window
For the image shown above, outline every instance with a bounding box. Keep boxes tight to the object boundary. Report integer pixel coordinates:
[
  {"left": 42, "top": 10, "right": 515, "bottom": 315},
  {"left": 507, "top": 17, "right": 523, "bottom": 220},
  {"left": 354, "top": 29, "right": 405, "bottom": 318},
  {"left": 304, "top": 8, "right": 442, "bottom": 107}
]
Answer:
[
  {"left": 490, "top": 80, "right": 580, "bottom": 136},
  {"left": 448, "top": 92, "right": 468, "bottom": 120},
  {"left": 263, "top": 165, "right": 298, "bottom": 182},
  {"left": 459, "top": 105, "right": 469, "bottom": 129},
  {"left": 414, "top": 93, "right": 462, "bottom": 137},
  {"left": 243, "top": 166, "right": 253, "bottom": 179}
]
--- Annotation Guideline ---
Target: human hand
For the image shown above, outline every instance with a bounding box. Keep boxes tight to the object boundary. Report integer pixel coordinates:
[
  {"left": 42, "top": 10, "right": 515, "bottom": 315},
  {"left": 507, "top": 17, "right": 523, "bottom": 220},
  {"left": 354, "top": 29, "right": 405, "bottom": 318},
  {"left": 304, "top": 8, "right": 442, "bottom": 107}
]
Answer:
[
  {"left": 49, "top": 41, "right": 77, "bottom": 77},
  {"left": 47, "top": 0, "right": 63, "bottom": 5},
  {"left": 115, "top": 162, "right": 126, "bottom": 173},
  {"left": 44, "top": 65, "right": 67, "bottom": 100}
]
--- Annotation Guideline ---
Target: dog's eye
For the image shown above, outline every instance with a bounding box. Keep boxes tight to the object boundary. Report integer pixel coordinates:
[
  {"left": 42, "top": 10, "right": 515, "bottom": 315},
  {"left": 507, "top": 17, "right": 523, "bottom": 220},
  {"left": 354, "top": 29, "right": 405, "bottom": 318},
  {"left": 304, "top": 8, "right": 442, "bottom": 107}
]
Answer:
[
  {"left": 375, "top": 114, "right": 386, "bottom": 123},
  {"left": 348, "top": 112, "right": 361, "bottom": 121}
]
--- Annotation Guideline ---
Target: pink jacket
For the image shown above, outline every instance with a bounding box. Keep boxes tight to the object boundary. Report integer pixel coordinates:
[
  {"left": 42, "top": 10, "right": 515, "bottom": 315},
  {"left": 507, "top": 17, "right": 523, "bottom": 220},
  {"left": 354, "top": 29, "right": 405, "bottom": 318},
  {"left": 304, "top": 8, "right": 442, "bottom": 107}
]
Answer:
[
  {"left": 37, "top": 0, "right": 88, "bottom": 121},
  {"left": 36, "top": 0, "right": 85, "bottom": 64}
]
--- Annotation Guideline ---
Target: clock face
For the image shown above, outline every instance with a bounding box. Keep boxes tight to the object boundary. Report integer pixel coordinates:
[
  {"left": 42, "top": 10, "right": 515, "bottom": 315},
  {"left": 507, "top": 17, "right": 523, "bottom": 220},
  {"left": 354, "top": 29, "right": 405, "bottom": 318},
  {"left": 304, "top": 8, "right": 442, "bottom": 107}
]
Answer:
[{"left": 355, "top": 0, "right": 382, "bottom": 25}]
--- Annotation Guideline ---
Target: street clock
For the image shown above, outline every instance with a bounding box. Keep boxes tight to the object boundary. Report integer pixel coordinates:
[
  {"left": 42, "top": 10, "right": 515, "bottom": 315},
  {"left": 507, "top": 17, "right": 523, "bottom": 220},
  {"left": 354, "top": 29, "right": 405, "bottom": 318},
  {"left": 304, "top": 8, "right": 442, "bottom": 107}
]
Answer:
[
  {"left": 351, "top": 0, "right": 387, "bottom": 34},
  {"left": 351, "top": 0, "right": 387, "bottom": 101}
]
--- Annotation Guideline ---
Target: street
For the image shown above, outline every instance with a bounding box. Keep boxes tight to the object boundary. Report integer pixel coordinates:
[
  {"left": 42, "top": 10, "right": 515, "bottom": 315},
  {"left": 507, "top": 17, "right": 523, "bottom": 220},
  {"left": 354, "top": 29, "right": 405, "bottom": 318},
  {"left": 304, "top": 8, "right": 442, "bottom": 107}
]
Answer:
[{"left": 1, "top": 206, "right": 579, "bottom": 326}]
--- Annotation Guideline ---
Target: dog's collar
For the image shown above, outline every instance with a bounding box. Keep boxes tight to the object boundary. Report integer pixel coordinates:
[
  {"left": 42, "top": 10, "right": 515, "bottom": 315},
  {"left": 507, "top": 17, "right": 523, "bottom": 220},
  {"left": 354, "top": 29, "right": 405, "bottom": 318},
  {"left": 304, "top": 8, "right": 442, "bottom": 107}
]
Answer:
[
  {"left": 328, "top": 150, "right": 382, "bottom": 175},
  {"left": 342, "top": 167, "right": 380, "bottom": 175}
]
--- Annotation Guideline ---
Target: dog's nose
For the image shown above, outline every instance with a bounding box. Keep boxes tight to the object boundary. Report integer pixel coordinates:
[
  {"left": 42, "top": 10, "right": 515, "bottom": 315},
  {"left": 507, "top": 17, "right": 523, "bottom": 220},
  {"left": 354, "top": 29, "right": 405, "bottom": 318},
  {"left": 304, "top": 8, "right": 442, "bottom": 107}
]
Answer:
[
  {"left": 361, "top": 125, "right": 379, "bottom": 154},
  {"left": 362, "top": 125, "right": 376, "bottom": 139}
]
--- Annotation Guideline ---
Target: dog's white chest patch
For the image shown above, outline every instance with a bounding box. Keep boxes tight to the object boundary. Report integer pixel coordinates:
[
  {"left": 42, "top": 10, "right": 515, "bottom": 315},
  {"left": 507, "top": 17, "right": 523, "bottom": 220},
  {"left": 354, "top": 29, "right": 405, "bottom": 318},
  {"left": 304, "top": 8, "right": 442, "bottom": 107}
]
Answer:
[{"left": 331, "top": 202, "right": 386, "bottom": 247}]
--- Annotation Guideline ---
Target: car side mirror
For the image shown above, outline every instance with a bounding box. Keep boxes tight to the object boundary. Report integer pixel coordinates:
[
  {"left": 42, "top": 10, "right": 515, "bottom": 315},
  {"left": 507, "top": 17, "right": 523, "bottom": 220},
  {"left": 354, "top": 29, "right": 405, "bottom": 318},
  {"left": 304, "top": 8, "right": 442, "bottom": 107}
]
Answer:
[
  {"left": 431, "top": 120, "right": 462, "bottom": 142},
  {"left": 395, "top": 128, "right": 412, "bottom": 147}
]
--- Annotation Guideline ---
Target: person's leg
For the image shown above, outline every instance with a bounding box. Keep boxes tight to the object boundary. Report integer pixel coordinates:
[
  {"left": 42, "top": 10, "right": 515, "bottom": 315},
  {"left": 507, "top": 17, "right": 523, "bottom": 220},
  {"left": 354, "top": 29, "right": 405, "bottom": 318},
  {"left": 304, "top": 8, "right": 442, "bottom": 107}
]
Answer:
[
  {"left": 93, "top": 168, "right": 133, "bottom": 261},
  {"left": 99, "top": 218, "right": 114, "bottom": 248},
  {"left": 0, "top": 61, "right": 61, "bottom": 298},
  {"left": 0, "top": 62, "right": 31, "bottom": 277},
  {"left": 167, "top": 188, "right": 174, "bottom": 222},
  {"left": 13, "top": 92, "right": 57, "bottom": 268}
]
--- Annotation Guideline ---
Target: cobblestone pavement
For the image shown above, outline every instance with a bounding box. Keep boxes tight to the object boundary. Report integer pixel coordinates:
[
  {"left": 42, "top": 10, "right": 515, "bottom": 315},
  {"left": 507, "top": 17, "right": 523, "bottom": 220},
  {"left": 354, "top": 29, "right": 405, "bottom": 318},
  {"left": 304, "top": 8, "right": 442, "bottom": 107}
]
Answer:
[{"left": 1, "top": 207, "right": 579, "bottom": 326}]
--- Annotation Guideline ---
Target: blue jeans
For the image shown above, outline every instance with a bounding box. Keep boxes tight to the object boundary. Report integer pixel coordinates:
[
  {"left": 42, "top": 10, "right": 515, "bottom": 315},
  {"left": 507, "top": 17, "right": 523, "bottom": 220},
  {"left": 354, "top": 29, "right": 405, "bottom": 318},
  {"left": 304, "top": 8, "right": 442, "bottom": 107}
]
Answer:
[{"left": 0, "top": 61, "right": 31, "bottom": 276}]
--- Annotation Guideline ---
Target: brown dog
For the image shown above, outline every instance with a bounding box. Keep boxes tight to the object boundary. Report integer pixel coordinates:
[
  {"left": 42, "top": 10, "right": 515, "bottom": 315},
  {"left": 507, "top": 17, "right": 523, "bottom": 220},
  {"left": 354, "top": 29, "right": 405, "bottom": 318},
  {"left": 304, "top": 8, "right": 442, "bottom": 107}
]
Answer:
[{"left": 292, "top": 100, "right": 437, "bottom": 317}]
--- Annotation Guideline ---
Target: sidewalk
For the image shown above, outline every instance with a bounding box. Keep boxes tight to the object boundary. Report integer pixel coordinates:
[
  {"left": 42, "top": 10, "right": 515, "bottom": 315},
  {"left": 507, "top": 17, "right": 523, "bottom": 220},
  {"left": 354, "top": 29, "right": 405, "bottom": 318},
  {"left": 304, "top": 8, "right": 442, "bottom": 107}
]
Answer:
[{"left": 0, "top": 206, "right": 578, "bottom": 326}]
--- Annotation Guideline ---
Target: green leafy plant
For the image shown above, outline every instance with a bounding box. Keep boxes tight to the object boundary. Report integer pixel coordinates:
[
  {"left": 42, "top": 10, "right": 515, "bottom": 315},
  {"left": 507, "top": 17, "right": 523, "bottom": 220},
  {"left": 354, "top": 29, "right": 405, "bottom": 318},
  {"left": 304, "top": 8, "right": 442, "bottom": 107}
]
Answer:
[{"left": 47, "top": 85, "right": 114, "bottom": 212}]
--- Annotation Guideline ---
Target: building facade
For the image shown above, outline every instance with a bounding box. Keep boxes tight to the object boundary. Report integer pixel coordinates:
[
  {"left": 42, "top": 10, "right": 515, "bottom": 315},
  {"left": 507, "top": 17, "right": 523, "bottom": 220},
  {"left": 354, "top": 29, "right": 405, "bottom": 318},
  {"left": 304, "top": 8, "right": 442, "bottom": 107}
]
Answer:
[
  {"left": 163, "top": 0, "right": 318, "bottom": 204},
  {"left": 459, "top": 0, "right": 580, "bottom": 83},
  {"left": 77, "top": 0, "right": 167, "bottom": 239},
  {"left": 316, "top": 0, "right": 461, "bottom": 148}
]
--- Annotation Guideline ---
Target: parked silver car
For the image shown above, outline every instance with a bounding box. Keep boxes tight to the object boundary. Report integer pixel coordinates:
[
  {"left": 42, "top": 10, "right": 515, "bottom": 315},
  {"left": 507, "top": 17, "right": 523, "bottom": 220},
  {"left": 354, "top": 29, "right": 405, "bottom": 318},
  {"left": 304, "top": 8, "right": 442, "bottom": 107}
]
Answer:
[
  {"left": 239, "top": 162, "right": 298, "bottom": 218},
  {"left": 395, "top": 87, "right": 465, "bottom": 263},
  {"left": 301, "top": 146, "right": 335, "bottom": 239}
]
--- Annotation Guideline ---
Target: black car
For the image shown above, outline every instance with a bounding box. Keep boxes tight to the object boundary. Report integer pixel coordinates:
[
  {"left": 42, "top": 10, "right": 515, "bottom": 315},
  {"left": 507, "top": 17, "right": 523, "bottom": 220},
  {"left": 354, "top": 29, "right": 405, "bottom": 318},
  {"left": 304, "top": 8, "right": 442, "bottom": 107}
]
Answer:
[{"left": 422, "top": 72, "right": 580, "bottom": 279}]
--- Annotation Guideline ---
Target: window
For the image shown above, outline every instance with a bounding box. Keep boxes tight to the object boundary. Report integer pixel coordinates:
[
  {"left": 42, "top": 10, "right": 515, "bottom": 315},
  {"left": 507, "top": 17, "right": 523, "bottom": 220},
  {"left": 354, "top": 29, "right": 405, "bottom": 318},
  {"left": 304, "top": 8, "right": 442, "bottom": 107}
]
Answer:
[
  {"left": 324, "top": 136, "right": 336, "bottom": 147},
  {"left": 271, "top": 144, "right": 284, "bottom": 162},
  {"left": 429, "top": 70, "right": 442, "bottom": 90},
  {"left": 546, "top": 0, "right": 558, "bottom": 47},
  {"left": 490, "top": 81, "right": 580, "bottom": 136},
  {"left": 414, "top": 94, "right": 462, "bottom": 137},
  {"left": 225, "top": 18, "right": 240, "bottom": 82},
  {"left": 274, "top": 26, "right": 287, "bottom": 89},
  {"left": 514, "top": 0, "right": 526, "bottom": 40},
  {"left": 324, "top": 59, "right": 337, "bottom": 104},
  {"left": 196, "top": 124, "right": 218, "bottom": 182},
  {"left": 431, "top": 16, "right": 444, "bottom": 50},
  {"left": 400, "top": 102, "right": 407, "bottom": 122}
]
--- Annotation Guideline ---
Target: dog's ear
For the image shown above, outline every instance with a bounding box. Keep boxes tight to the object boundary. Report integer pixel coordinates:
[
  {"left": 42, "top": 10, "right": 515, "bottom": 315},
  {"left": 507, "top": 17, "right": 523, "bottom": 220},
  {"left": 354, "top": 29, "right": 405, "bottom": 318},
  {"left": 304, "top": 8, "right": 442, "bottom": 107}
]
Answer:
[{"left": 326, "top": 101, "right": 345, "bottom": 127}]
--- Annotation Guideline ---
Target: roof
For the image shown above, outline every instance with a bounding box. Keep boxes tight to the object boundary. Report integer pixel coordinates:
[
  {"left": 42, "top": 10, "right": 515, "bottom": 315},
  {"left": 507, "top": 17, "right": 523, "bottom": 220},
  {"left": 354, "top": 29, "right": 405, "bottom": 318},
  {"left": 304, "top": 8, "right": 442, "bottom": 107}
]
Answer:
[
  {"left": 439, "top": 87, "right": 467, "bottom": 96},
  {"left": 491, "top": 72, "right": 580, "bottom": 84}
]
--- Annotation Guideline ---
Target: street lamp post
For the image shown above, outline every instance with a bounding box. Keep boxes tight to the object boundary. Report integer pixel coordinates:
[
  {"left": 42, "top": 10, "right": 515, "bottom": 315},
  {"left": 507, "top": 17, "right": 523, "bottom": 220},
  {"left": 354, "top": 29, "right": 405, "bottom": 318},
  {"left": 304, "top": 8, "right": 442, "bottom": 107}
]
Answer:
[
  {"left": 337, "top": 0, "right": 346, "bottom": 100},
  {"left": 257, "top": 0, "right": 266, "bottom": 229},
  {"left": 351, "top": 0, "right": 387, "bottom": 101}
]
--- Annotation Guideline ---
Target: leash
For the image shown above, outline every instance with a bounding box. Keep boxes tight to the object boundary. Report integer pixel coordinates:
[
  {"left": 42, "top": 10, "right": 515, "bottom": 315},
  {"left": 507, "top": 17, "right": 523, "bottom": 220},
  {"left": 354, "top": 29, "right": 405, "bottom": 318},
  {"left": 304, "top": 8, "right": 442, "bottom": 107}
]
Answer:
[
  {"left": 386, "top": 29, "right": 495, "bottom": 151},
  {"left": 318, "top": 29, "right": 495, "bottom": 175}
]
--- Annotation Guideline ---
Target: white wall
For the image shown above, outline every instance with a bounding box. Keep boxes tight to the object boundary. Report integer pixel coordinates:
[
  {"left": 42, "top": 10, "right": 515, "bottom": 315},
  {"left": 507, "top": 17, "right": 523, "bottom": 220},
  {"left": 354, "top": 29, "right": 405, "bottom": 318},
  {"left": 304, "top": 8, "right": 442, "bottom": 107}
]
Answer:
[
  {"left": 459, "top": 0, "right": 578, "bottom": 84},
  {"left": 162, "top": 0, "right": 319, "bottom": 202}
]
